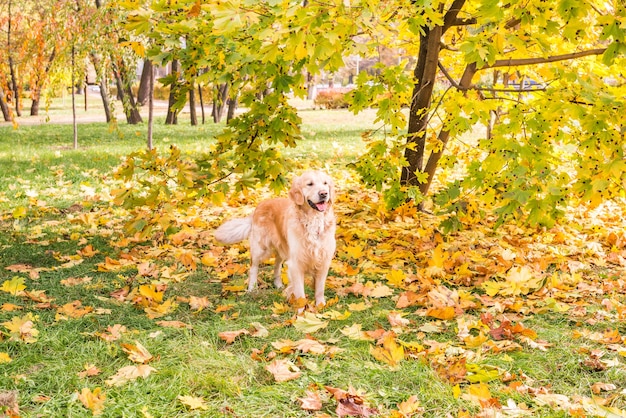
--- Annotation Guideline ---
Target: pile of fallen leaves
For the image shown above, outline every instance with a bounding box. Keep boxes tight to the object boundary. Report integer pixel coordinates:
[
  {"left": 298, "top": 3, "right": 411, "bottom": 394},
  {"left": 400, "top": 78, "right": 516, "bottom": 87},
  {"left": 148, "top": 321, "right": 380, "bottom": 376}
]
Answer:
[{"left": 2, "top": 168, "right": 626, "bottom": 416}]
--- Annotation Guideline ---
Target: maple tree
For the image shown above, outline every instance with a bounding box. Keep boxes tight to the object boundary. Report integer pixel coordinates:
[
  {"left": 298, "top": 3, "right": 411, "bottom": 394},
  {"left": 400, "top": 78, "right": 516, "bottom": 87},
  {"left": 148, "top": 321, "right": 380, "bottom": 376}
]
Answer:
[{"left": 117, "top": 0, "right": 626, "bottom": 227}]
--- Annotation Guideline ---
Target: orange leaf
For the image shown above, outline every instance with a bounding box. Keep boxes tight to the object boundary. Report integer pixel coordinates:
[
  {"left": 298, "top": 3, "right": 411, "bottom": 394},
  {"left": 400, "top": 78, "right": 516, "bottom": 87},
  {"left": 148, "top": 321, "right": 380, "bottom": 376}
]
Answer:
[
  {"left": 265, "top": 359, "right": 302, "bottom": 382},
  {"left": 218, "top": 329, "right": 249, "bottom": 344},
  {"left": 298, "top": 389, "right": 323, "bottom": 411},
  {"left": 426, "top": 306, "right": 456, "bottom": 320}
]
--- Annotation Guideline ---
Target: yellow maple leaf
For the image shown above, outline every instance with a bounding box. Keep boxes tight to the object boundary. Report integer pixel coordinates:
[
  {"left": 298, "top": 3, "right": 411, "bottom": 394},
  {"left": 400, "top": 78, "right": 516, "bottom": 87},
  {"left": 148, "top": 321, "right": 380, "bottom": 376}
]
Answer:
[
  {"left": 370, "top": 332, "right": 404, "bottom": 368},
  {"left": 0, "top": 352, "right": 12, "bottom": 363},
  {"left": 1, "top": 277, "right": 26, "bottom": 295},
  {"left": 178, "top": 395, "right": 208, "bottom": 411},
  {"left": 344, "top": 244, "right": 364, "bottom": 259},
  {"left": 293, "top": 312, "right": 329, "bottom": 333},
  {"left": 3, "top": 313, "right": 39, "bottom": 343},
  {"left": 386, "top": 269, "right": 406, "bottom": 287},
  {"left": 121, "top": 341, "right": 154, "bottom": 363},
  {"left": 78, "top": 387, "right": 106, "bottom": 416},
  {"left": 138, "top": 284, "right": 164, "bottom": 304},
  {"left": 144, "top": 299, "right": 177, "bottom": 319}
]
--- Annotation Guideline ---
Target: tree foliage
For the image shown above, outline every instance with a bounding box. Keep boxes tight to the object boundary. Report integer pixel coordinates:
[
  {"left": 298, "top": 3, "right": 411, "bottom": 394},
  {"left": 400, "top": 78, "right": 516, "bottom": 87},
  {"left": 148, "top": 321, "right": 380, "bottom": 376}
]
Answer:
[{"left": 118, "top": 0, "right": 626, "bottom": 228}]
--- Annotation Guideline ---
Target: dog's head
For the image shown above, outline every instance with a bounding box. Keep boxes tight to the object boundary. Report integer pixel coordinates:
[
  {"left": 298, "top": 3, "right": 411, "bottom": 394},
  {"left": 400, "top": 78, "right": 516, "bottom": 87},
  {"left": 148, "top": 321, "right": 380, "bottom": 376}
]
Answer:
[{"left": 289, "top": 170, "right": 334, "bottom": 212}]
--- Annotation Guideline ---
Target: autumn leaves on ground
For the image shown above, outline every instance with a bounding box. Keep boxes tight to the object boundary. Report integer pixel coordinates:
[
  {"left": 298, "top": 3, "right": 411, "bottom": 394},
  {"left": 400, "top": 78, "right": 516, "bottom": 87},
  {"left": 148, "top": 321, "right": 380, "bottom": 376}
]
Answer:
[{"left": 2, "top": 119, "right": 626, "bottom": 417}]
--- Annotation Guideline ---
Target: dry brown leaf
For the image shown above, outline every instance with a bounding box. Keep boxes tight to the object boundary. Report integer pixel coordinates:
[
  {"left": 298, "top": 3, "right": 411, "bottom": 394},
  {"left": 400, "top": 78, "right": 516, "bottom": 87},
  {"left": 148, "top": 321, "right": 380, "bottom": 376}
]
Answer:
[{"left": 266, "top": 359, "right": 302, "bottom": 382}]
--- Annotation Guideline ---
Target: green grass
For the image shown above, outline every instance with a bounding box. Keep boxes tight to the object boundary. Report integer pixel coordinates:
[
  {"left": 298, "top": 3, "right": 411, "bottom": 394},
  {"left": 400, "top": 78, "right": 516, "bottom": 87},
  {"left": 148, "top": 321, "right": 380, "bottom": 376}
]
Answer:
[{"left": 2, "top": 104, "right": 626, "bottom": 417}]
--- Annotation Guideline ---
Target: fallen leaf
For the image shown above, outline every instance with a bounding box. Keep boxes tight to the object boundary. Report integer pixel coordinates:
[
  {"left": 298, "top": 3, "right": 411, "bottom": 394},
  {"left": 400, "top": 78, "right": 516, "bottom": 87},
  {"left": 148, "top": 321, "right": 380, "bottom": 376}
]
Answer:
[
  {"left": 266, "top": 359, "right": 302, "bottom": 382},
  {"left": 178, "top": 395, "right": 208, "bottom": 410},
  {"left": 299, "top": 389, "right": 323, "bottom": 411},
  {"left": 77, "top": 387, "right": 106, "bottom": 416},
  {"left": 2, "top": 313, "right": 39, "bottom": 343},
  {"left": 293, "top": 312, "right": 329, "bottom": 333},
  {"left": 1, "top": 277, "right": 26, "bottom": 295},
  {"left": 591, "top": 382, "right": 617, "bottom": 394},
  {"left": 78, "top": 364, "right": 102, "bottom": 378},
  {"left": 218, "top": 329, "right": 250, "bottom": 344},
  {"left": 105, "top": 365, "right": 157, "bottom": 387},
  {"left": 121, "top": 341, "right": 154, "bottom": 363}
]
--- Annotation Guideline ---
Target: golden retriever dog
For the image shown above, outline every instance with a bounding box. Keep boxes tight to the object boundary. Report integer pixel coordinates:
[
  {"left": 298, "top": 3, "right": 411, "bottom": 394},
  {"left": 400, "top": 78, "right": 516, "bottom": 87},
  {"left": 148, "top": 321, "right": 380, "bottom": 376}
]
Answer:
[{"left": 214, "top": 171, "right": 336, "bottom": 308}]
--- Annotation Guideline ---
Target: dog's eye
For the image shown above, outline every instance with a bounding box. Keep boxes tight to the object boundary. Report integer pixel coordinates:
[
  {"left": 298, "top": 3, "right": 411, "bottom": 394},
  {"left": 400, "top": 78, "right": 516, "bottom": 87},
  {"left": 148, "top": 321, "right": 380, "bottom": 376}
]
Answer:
[{"left": 307, "top": 181, "right": 314, "bottom": 186}]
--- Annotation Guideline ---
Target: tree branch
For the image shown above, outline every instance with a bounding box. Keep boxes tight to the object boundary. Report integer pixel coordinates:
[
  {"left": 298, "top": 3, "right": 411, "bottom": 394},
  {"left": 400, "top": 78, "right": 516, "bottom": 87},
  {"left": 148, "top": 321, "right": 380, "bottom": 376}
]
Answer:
[{"left": 484, "top": 48, "right": 607, "bottom": 69}]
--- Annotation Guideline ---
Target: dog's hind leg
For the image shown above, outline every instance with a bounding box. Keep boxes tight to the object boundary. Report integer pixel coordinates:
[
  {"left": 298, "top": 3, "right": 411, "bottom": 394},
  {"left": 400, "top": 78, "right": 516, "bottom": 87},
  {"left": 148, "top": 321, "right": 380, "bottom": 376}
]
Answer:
[{"left": 273, "top": 255, "right": 284, "bottom": 289}]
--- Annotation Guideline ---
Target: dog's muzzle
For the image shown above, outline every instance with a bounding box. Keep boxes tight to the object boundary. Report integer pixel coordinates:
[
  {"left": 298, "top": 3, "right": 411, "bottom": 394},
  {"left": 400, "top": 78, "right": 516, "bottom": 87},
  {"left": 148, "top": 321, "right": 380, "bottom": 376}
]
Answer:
[{"left": 308, "top": 197, "right": 329, "bottom": 212}]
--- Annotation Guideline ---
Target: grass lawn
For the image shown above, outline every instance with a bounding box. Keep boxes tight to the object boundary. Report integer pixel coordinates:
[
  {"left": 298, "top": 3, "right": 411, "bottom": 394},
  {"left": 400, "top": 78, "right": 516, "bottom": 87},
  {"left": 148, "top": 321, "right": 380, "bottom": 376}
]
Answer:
[{"left": 1, "top": 103, "right": 626, "bottom": 417}]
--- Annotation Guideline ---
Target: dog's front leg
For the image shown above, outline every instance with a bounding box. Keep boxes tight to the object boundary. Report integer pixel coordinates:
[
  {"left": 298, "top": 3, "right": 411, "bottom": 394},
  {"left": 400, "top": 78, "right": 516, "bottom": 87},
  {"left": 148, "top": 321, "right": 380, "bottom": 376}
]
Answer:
[{"left": 313, "top": 270, "right": 328, "bottom": 307}]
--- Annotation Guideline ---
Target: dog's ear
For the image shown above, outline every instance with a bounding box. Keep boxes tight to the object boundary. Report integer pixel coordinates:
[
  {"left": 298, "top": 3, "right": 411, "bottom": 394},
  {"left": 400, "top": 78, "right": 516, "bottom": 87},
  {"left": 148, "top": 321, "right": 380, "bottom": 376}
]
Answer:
[
  {"left": 289, "top": 175, "right": 305, "bottom": 205},
  {"left": 327, "top": 175, "right": 335, "bottom": 204}
]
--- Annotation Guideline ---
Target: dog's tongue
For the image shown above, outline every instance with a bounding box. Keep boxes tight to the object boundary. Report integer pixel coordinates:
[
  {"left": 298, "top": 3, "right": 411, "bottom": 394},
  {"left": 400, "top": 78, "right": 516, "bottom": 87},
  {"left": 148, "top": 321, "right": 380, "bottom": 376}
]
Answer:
[{"left": 315, "top": 202, "right": 328, "bottom": 212}]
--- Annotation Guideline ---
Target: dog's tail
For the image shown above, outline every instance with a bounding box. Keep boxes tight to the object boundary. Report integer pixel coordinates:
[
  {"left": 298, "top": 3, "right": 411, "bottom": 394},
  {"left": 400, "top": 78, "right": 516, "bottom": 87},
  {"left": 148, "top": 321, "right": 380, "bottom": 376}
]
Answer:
[{"left": 214, "top": 217, "right": 252, "bottom": 244}]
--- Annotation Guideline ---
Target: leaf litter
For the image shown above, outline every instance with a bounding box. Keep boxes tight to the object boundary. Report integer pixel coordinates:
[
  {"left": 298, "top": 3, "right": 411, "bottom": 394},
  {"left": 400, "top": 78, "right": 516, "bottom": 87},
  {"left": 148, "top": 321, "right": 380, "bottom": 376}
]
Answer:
[{"left": 2, "top": 169, "right": 626, "bottom": 415}]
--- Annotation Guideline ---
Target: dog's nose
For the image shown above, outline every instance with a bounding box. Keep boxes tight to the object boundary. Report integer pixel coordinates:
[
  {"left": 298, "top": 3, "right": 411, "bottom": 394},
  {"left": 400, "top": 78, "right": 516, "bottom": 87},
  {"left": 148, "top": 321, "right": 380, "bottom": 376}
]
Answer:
[{"left": 319, "top": 191, "right": 328, "bottom": 200}]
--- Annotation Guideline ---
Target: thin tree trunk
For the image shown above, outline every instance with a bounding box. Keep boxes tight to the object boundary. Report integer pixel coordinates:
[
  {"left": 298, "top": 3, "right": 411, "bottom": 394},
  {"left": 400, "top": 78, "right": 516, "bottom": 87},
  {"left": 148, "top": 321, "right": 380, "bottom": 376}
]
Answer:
[
  {"left": 113, "top": 59, "right": 142, "bottom": 124},
  {"left": 212, "top": 83, "right": 229, "bottom": 123},
  {"left": 7, "top": 0, "right": 21, "bottom": 117},
  {"left": 189, "top": 80, "right": 197, "bottom": 126},
  {"left": 72, "top": 45, "right": 78, "bottom": 149},
  {"left": 90, "top": 52, "right": 113, "bottom": 122},
  {"left": 0, "top": 87, "right": 11, "bottom": 121},
  {"left": 147, "top": 60, "right": 154, "bottom": 150},
  {"left": 226, "top": 94, "right": 238, "bottom": 123},
  {"left": 198, "top": 84, "right": 205, "bottom": 124},
  {"left": 165, "top": 60, "right": 180, "bottom": 125},
  {"left": 137, "top": 59, "right": 152, "bottom": 106}
]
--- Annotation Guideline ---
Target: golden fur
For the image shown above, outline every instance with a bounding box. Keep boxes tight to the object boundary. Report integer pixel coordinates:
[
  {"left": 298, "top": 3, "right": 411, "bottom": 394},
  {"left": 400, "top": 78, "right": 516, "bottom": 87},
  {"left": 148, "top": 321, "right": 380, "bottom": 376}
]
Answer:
[{"left": 214, "top": 171, "right": 336, "bottom": 307}]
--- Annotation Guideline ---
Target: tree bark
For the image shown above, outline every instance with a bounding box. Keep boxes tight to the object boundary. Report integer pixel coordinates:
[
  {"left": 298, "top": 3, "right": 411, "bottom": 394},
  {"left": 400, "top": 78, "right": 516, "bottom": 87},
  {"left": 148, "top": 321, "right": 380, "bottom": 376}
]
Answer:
[
  {"left": 112, "top": 59, "right": 142, "bottom": 124},
  {"left": 198, "top": 83, "right": 205, "bottom": 124},
  {"left": 226, "top": 94, "right": 238, "bottom": 123},
  {"left": 212, "top": 83, "right": 229, "bottom": 123},
  {"left": 401, "top": 0, "right": 467, "bottom": 189},
  {"left": 147, "top": 60, "right": 154, "bottom": 150},
  {"left": 0, "top": 87, "right": 11, "bottom": 121},
  {"left": 165, "top": 60, "right": 181, "bottom": 125},
  {"left": 7, "top": 0, "right": 21, "bottom": 117},
  {"left": 137, "top": 59, "right": 152, "bottom": 106},
  {"left": 189, "top": 80, "right": 197, "bottom": 126}
]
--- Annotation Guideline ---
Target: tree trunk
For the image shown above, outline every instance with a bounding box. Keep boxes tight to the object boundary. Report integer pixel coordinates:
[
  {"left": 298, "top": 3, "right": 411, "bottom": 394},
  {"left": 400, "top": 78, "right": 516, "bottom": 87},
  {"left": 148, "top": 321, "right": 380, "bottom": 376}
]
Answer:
[
  {"left": 212, "top": 83, "right": 229, "bottom": 123},
  {"left": 30, "top": 97, "right": 40, "bottom": 116},
  {"left": 7, "top": 0, "right": 21, "bottom": 117},
  {"left": 401, "top": 0, "right": 469, "bottom": 196},
  {"left": 401, "top": 26, "right": 442, "bottom": 187},
  {"left": 198, "top": 84, "right": 205, "bottom": 124},
  {"left": 166, "top": 60, "right": 181, "bottom": 125},
  {"left": 226, "top": 94, "right": 238, "bottom": 123},
  {"left": 137, "top": 59, "right": 152, "bottom": 106},
  {"left": 90, "top": 52, "right": 113, "bottom": 122},
  {"left": 113, "top": 59, "right": 142, "bottom": 124},
  {"left": 419, "top": 63, "right": 477, "bottom": 196},
  {"left": 189, "top": 80, "right": 197, "bottom": 126},
  {"left": 72, "top": 44, "right": 78, "bottom": 149},
  {"left": 147, "top": 59, "right": 154, "bottom": 150},
  {"left": 0, "top": 87, "right": 11, "bottom": 121}
]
